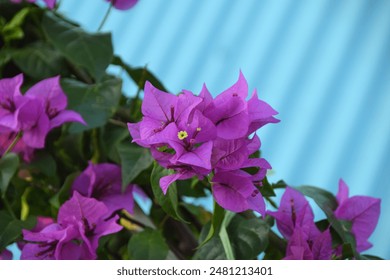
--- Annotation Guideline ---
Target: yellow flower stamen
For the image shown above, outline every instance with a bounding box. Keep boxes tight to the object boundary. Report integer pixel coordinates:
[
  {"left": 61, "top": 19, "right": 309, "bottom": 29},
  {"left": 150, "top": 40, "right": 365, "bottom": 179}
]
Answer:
[{"left": 178, "top": 130, "right": 188, "bottom": 140}]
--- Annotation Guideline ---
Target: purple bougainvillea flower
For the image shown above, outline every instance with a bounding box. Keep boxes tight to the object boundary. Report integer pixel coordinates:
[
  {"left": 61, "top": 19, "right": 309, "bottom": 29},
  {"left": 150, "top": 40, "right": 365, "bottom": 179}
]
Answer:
[
  {"left": 0, "top": 249, "right": 12, "bottom": 260},
  {"left": 25, "top": 76, "right": 86, "bottom": 130},
  {"left": 0, "top": 131, "right": 35, "bottom": 162},
  {"left": 106, "top": 0, "right": 138, "bottom": 10},
  {"left": 211, "top": 134, "right": 270, "bottom": 178},
  {"left": 247, "top": 89, "right": 280, "bottom": 135},
  {"left": 128, "top": 73, "right": 278, "bottom": 208},
  {"left": 22, "top": 192, "right": 122, "bottom": 260},
  {"left": 10, "top": 0, "right": 56, "bottom": 9},
  {"left": 58, "top": 192, "right": 122, "bottom": 259},
  {"left": 0, "top": 74, "right": 85, "bottom": 149},
  {"left": 284, "top": 227, "right": 332, "bottom": 260},
  {"left": 269, "top": 188, "right": 332, "bottom": 260},
  {"left": 334, "top": 179, "right": 381, "bottom": 252},
  {"left": 21, "top": 223, "right": 82, "bottom": 260},
  {"left": 211, "top": 138, "right": 249, "bottom": 171},
  {"left": 129, "top": 83, "right": 203, "bottom": 148},
  {"left": 159, "top": 111, "right": 216, "bottom": 166},
  {"left": 203, "top": 72, "right": 249, "bottom": 139},
  {"left": 71, "top": 162, "right": 135, "bottom": 216},
  {"left": 267, "top": 187, "right": 320, "bottom": 240},
  {"left": 18, "top": 216, "right": 54, "bottom": 250},
  {"left": 212, "top": 170, "right": 266, "bottom": 215},
  {"left": 0, "top": 74, "right": 24, "bottom": 130},
  {"left": 16, "top": 97, "right": 50, "bottom": 149}
]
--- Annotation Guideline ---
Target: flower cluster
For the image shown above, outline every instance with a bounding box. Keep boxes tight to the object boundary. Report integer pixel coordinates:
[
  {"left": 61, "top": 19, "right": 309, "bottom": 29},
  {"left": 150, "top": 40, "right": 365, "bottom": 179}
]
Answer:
[
  {"left": 268, "top": 180, "right": 380, "bottom": 260},
  {"left": 21, "top": 192, "right": 122, "bottom": 260},
  {"left": 20, "top": 162, "right": 139, "bottom": 260},
  {"left": 71, "top": 162, "right": 138, "bottom": 217},
  {"left": 128, "top": 72, "right": 279, "bottom": 215},
  {"left": 0, "top": 74, "right": 85, "bottom": 160}
]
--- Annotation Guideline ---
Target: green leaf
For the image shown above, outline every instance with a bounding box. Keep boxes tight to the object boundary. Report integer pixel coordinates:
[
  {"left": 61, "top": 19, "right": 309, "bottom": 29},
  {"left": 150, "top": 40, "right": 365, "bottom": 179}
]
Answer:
[
  {"left": 228, "top": 216, "right": 270, "bottom": 259},
  {"left": 1, "top": 7, "right": 29, "bottom": 43},
  {"left": 49, "top": 172, "right": 79, "bottom": 209},
  {"left": 193, "top": 223, "right": 226, "bottom": 260},
  {"left": 11, "top": 42, "right": 69, "bottom": 79},
  {"left": 128, "top": 228, "right": 169, "bottom": 260},
  {"left": 102, "top": 124, "right": 130, "bottom": 163},
  {"left": 296, "top": 185, "right": 338, "bottom": 211},
  {"left": 42, "top": 13, "right": 113, "bottom": 81},
  {"left": 150, "top": 163, "right": 187, "bottom": 222},
  {"left": 260, "top": 177, "right": 276, "bottom": 197},
  {"left": 0, "top": 48, "right": 12, "bottom": 67},
  {"left": 194, "top": 215, "right": 270, "bottom": 260},
  {"left": 112, "top": 56, "right": 167, "bottom": 92},
  {"left": 198, "top": 201, "right": 225, "bottom": 247},
  {"left": 0, "top": 153, "right": 20, "bottom": 197},
  {"left": 358, "top": 254, "right": 384, "bottom": 260},
  {"left": 61, "top": 77, "right": 122, "bottom": 133},
  {"left": 0, "top": 211, "right": 35, "bottom": 251},
  {"left": 117, "top": 143, "right": 153, "bottom": 192},
  {"left": 28, "top": 151, "right": 57, "bottom": 178}
]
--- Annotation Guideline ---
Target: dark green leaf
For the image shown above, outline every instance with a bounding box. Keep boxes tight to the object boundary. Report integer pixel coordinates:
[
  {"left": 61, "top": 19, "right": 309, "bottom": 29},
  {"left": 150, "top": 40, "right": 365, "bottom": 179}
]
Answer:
[
  {"left": 198, "top": 201, "right": 225, "bottom": 247},
  {"left": 112, "top": 56, "right": 167, "bottom": 92},
  {"left": 49, "top": 172, "right": 79, "bottom": 209},
  {"left": 271, "top": 180, "right": 288, "bottom": 189},
  {"left": 0, "top": 153, "right": 19, "bottom": 197},
  {"left": 150, "top": 163, "right": 187, "bottom": 222},
  {"left": 128, "top": 228, "right": 169, "bottom": 260},
  {"left": 296, "top": 185, "right": 338, "bottom": 211},
  {"left": 180, "top": 203, "right": 211, "bottom": 225},
  {"left": 228, "top": 215, "right": 269, "bottom": 259},
  {"left": 194, "top": 215, "right": 270, "bottom": 260},
  {"left": 28, "top": 151, "right": 57, "bottom": 179},
  {"left": 102, "top": 124, "right": 130, "bottom": 163},
  {"left": 193, "top": 223, "right": 226, "bottom": 260},
  {"left": 11, "top": 42, "right": 69, "bottom": 79},
  {"left": 358, "top": 254, "right": 384, "bottom": 260},
  {"left": 0, "top": 212, "right": 35, "bottom": 251},
  {"left": 61, "top": 77, "right": 122, "bottom": 133},
  {"left": 260, "top": 177, "right": 276, "bottom": 197},
  {"left": 42, "top": 13, "right": 113, "bottom": 81},
  {"left": 117, "top": 143, "right": 153, "bottom": 191}
]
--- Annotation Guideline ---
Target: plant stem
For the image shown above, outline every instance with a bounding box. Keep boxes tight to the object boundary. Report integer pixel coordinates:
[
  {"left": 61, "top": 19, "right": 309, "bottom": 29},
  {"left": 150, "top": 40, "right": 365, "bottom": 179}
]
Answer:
[
  {"left": 97, "top": 3, "right": 113, "bottom": 32},
  {"left": 1, "top": 131, "right": 22, "bottom": 160}
]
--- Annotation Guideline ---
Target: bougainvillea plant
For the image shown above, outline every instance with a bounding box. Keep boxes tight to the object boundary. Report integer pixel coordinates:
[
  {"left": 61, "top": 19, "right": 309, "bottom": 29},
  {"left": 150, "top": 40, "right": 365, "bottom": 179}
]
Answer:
[{"left": 0, "top": 0, "right": 382, "bottom": 260}]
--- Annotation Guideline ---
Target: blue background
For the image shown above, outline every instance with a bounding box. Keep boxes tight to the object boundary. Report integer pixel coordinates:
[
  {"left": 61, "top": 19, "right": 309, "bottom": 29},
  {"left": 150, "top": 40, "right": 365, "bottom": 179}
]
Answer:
[{"left": 55, "top": 0, "right": 390, "bottom": 258}]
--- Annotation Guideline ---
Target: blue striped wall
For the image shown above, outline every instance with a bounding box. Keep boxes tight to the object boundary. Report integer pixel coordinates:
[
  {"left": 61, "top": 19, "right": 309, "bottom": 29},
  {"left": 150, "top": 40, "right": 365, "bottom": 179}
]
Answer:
[{"left": 59, "top": 0, "right": 390, "bottom": 259}]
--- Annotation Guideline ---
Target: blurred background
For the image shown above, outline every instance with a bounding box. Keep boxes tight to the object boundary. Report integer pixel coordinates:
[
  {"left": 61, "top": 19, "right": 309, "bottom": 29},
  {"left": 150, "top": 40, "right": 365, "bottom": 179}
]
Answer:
[{"left": 57, "top": 0, "right": 390, "bottom": 258}]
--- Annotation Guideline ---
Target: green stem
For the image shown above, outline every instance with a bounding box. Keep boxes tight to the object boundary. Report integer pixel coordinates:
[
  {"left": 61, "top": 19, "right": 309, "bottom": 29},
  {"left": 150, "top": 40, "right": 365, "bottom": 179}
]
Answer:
[
  {"left": 1, "top": 131, "right": 22, "bottom": 160},
  {"left": 97, "top": 3, "right": 113, "bottom": 32}
]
